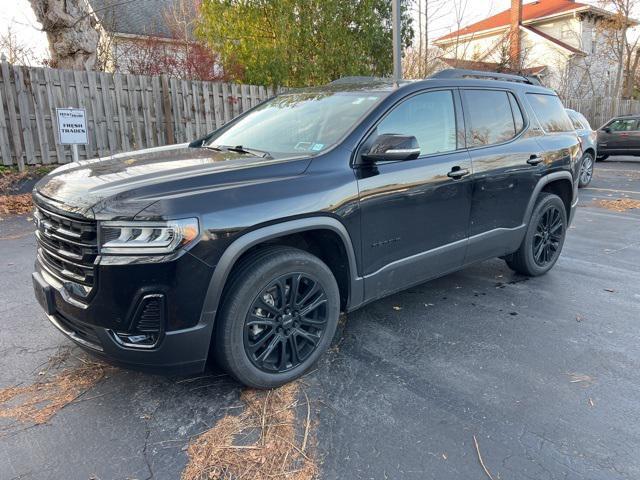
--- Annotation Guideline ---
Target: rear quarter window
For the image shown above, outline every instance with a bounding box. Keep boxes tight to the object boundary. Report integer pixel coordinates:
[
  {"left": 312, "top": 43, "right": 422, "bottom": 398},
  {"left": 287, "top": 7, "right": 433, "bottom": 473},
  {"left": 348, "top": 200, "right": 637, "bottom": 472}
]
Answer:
[{"left": 527, "top": 93, "right": 574, "bottom": 133}]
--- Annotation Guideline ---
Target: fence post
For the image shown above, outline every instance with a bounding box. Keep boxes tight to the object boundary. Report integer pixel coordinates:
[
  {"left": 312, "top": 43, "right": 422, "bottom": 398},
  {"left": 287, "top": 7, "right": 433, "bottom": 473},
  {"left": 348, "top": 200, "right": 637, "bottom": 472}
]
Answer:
[
  {"left": 161, "top": 75, "right": 175, "bottom": 145},
  {"left": 1, "top": 57, "right": 25, "bottom": 170}
]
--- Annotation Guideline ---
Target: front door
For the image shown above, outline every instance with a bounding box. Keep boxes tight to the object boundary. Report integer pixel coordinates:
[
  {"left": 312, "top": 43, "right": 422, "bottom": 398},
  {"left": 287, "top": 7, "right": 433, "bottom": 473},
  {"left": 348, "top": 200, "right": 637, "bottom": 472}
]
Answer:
[
  {"left": 600, "top": 118, "right": 639, "bottom": 152},
  {"left": 355, "top": 89, "right": 473, "bottom": 301}
]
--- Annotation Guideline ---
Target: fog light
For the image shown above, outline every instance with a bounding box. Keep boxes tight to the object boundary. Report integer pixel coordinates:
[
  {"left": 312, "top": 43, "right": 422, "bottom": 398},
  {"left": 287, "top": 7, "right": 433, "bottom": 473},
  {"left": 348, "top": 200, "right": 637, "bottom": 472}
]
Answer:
[{"left": 110, "top": 331, "right": 159, "bottom": 349}]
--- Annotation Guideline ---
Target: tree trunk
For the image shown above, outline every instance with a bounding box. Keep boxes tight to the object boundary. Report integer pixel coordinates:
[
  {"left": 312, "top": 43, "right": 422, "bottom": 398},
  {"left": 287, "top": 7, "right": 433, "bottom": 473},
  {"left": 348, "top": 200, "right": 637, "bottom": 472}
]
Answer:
[{"left": 28, "top": 0, "right": 100, "bottom": 70}]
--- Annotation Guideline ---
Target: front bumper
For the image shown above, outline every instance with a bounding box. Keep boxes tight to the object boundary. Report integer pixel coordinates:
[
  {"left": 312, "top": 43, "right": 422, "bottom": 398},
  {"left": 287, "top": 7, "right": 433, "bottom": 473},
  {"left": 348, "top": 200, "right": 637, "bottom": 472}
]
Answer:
[{"left": 32, "top": 251, "right": 216, "bottom": 374}]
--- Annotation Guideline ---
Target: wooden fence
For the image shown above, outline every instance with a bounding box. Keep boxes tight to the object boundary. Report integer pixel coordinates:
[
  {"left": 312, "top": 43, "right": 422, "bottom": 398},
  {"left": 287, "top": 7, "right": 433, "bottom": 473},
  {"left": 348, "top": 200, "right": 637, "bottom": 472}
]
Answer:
[
  {"left": 0, "top": 61, "right": 275, "bottom": 169},
  {"left": 561, "top": 96, "right": 640, "bottom": 129}
]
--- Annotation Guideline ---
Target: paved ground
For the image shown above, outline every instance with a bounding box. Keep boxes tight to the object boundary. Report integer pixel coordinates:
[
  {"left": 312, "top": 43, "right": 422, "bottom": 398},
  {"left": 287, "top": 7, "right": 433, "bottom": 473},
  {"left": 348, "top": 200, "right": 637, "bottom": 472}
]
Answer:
[{"left": 1, "top": 157, "right": 639, "bottom": 480}]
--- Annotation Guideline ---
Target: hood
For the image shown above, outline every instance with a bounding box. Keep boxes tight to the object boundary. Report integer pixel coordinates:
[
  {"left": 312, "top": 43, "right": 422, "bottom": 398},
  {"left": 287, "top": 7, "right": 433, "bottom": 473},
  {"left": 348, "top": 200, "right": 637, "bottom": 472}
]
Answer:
[{"left": 34, "top": 144, "right": 311, "bottom": 219}]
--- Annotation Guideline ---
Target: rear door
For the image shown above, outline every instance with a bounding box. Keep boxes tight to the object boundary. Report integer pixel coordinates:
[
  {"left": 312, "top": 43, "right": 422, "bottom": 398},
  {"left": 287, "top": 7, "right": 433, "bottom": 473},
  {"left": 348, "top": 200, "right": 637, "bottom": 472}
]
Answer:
[{"left": 461, "top": 88, "right": 541, "bottom": 262}]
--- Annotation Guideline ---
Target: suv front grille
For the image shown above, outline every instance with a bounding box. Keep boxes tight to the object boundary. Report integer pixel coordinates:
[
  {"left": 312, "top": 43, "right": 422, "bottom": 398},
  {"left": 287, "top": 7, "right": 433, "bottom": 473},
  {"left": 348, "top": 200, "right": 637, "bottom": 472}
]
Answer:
[{"left": 34, "top": 205, "right": 98, "bottom": 291}]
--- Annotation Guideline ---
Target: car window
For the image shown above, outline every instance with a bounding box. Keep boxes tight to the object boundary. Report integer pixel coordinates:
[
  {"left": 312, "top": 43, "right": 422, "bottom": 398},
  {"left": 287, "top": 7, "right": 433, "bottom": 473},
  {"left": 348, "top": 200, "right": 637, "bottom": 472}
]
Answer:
[
  {"left": 376, "top": 90, "right": 457, "bottom": 156},
  {"left": 208, "top": 91, "right": 383, "bottom": 157},
  {"left": 527, "top": 93, "right": 574, "bottom": 133},
  {"left": 607, "top": 119, "right": 638, "bottom": 131},
  {"left": 568, "top": 111, "right": 584, "bottom": 130},
  {"left": 462, "top": 90, "right": 518, "bottom": 147},
  {"left": 575, "top": 112, "right": 591, "bottom": 130}
]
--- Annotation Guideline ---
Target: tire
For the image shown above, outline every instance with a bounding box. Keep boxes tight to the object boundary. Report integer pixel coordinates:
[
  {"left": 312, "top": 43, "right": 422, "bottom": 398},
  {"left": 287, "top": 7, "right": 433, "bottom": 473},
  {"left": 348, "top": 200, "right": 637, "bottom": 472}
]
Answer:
[
  {"left": 596, "top": 154, "right": 608, "bottom": 161},
  {"left": 505, "top": 193, "right": 567, "bottom": 277},
  {"left": 214, "top": 246, "right": 340, "bottom": 388},
  {"left": 578, "top": 152, "right": 594, "bottom": 187}
]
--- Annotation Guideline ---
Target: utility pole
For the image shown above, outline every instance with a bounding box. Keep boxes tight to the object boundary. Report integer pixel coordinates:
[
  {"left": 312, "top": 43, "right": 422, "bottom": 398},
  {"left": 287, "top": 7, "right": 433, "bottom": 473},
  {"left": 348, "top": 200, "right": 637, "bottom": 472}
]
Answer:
[{"left": 392, "top": 0, "right": 402, "bottom": 84}]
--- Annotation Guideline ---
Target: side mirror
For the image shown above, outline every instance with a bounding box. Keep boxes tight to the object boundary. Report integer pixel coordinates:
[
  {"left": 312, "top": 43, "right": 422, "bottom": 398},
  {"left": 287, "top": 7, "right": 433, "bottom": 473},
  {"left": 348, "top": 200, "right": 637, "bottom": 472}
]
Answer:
[
  {"left": 362, "top": 134, "right": 420, "bottom": 162},
  {"left": 602, "top": 127, "right": 611, "bottom": 134}
]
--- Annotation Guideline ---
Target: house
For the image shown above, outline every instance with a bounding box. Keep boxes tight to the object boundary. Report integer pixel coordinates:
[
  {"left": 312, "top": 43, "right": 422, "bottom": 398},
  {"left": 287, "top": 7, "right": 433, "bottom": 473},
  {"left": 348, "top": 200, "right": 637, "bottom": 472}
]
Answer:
[
  {"left": 434, "top": 0, "right": 628, "bottom": 97},
  {"left": 87, "top": 0, "right": 199, "bottom": 74}
]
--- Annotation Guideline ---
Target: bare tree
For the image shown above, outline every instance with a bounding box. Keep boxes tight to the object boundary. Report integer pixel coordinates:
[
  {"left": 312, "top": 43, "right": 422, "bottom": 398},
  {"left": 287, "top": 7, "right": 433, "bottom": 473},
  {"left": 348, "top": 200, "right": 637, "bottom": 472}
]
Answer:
[
  {"left": 597, "top": 0, "right": 640, "bottom": 98},
  {"left": 0, "top": 26, "right": 43, "bottom": 66},
  {"left": 27, "top": 0, "right": 100, "bottom": 70}
]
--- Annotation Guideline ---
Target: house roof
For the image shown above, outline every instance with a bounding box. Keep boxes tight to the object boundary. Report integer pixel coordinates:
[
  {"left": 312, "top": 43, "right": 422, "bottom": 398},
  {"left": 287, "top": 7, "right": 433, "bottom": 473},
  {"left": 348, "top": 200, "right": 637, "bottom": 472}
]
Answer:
[
  {"left": 440, "top": 58, "right": 548, "bottom": 76},
  {"left": 88, "top": 0, "right": 195, "bottom": 39},
  {"left": 436, "top": 0, "right": 591, "bottom": 43}
]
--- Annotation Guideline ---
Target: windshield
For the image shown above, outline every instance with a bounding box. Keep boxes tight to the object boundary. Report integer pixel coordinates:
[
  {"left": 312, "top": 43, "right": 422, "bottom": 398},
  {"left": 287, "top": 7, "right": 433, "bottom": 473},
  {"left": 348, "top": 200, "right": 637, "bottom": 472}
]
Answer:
[{"left": 206, "top": 91, "right": 383, "bottom": 157}]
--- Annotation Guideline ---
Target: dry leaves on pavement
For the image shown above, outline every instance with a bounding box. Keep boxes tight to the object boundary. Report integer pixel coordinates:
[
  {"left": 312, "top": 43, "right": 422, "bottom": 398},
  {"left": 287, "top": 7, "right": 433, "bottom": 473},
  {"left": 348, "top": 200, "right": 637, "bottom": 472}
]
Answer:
[
  {"left": 0, "top": 358, "right": 112, "bottom": 426},
  {"left": 595, "top": 198, "right": 640, "bottom": 212},
  {"left": 182, "top": 381, "right": 317, "bottom": 480}
]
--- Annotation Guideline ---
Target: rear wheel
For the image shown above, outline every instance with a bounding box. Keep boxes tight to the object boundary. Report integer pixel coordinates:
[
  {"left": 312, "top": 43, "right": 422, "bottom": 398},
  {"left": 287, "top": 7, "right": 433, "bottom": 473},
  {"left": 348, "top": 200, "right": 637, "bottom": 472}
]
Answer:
[
  {"left": 215, "top": 246, "right": 340, "bottom": 388},
  {"left": 505, "top": 193, "right": 567, "bottom": 276},
  {"left": 578, "top": 152, "right": 594, "bottom": 187}
]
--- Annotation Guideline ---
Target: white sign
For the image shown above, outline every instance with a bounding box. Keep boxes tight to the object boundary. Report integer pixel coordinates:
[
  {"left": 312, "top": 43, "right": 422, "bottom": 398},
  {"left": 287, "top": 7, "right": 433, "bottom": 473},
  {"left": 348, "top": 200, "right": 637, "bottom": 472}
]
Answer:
[{"left": 56, "top": 108, "right": 88, "bottom": 145}]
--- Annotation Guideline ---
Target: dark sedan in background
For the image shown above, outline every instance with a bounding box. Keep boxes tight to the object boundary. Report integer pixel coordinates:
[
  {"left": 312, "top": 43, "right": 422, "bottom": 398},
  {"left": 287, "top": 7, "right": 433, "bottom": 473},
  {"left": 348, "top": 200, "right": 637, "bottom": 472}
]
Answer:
[
  {"left": 597, "top": 115, "right": 640, "bottom": 161},
  {"left": 566, "top": 108, "right": 596, "bottom": 187}
]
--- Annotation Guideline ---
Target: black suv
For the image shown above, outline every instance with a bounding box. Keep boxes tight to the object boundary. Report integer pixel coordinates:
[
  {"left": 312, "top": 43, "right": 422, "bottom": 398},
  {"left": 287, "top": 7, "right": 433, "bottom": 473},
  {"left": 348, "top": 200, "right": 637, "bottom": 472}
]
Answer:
[
  {"left": 597, "top": 115, "right": 640, "bottom": 160},
  {"left": 32, "top": 69, "right": 581, "bottom": 388}
]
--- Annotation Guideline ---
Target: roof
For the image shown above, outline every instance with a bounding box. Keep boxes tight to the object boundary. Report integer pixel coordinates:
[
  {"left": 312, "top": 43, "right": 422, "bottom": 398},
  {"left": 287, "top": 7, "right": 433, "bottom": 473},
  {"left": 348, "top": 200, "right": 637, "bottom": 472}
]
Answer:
[
  {"left": 440, "top": 58, "right": 547, "bottom": 76},
  {"left": 88, "top": 0, "right": 195, "bottom": 39},
  {"left": 436, "top": 0, "right": 591, "bottom": 43}
]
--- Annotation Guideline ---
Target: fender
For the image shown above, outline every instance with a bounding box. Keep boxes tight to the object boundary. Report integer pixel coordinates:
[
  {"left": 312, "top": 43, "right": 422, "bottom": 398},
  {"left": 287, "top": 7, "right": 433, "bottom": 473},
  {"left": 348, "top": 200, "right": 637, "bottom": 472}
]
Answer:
[
  {"left": 522, "top": 171, "right": 575, "bottom": 225},
  {"left": 199, "top": 216, "right": 364, "bottom": 325}
]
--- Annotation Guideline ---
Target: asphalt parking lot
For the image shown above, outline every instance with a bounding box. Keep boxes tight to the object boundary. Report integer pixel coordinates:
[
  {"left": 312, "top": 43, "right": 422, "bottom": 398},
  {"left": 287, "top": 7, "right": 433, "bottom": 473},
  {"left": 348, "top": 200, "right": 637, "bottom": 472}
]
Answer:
[{"left": 1, "top": 157, "right": 639, "bottom": 480}]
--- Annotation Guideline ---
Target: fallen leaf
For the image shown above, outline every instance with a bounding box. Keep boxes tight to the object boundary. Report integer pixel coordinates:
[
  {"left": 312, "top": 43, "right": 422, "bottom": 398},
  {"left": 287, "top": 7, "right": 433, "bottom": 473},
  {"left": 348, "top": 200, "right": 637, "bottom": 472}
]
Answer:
[
  {"left": 392, "top": 306, "right": 402, "bottom": 311},
  {"left": 588, "top": 398, "right": 595, "bottom": 407},
  {"left": 604, "top": 288, "right": 615, "bottom": 293},
  {"left": 576, "top": 314, "right": 584, "bottom": 322}
]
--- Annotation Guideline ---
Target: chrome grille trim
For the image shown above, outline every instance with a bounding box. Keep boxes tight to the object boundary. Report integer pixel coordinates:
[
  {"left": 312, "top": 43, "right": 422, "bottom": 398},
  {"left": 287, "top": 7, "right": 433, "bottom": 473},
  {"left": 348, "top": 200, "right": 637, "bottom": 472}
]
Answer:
[{"left": 34, "top": 205, "right": 98, "bottom": 292}]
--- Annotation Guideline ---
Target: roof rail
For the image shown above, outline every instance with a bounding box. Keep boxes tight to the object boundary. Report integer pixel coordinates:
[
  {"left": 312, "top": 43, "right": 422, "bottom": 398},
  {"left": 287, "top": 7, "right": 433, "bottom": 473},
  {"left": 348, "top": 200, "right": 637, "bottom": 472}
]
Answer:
[
  {"left": 430, "top": 69, "right": 542, "bottom": 86},
  {"left": 329, "top": 76, "right": 386, "bottom": 85}
]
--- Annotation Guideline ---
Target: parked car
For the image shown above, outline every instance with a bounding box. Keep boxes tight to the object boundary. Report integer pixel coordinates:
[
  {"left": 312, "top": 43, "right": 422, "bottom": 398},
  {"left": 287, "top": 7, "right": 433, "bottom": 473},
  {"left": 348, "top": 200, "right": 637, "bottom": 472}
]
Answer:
[
  {"left": 566, "top": 108, "right": 596, "bottom": 187},
  {"left": 31, "top": 69, "right": 581, "bottom": 388},
  {"left": 597, "top": 114, "right": 640, "bottom": 160}
]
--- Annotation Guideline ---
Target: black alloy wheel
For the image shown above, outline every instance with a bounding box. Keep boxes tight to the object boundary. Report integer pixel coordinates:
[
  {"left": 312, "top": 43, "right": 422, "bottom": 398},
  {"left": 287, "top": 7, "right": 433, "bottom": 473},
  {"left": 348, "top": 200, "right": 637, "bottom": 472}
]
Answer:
[
  {"left": 244, "top": 272, "right": 329, "bottom": 373},
  {"left": 504, "top": 192, "right": 567, "bottom": 276},
  {"left": 215, "top": 245, "right": 340, "bottom": 388},
  {"left": 532, "top": 205, "right": 564, "bottom": 267}
]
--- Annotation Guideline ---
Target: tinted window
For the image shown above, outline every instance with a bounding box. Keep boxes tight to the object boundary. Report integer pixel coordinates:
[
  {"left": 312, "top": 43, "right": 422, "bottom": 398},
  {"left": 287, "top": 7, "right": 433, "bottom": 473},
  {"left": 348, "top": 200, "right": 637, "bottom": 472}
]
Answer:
[
  {"left": 568, "top": 112, "right": 584, "bottom": 130},
  {"left": 527, "top": 93, "right": 573, "bottom": 133},
  {"left": 463, "top": 90, "right": 518, "bottom": 147},
  {"left": 575, "top": 112, "right": 591, "bottom": 130},
  {"left": 377, "top": 90, "right": 457, "bottom": 156},
  {"left": 607, "top": 118, "right": 637, "bottom": 131}
]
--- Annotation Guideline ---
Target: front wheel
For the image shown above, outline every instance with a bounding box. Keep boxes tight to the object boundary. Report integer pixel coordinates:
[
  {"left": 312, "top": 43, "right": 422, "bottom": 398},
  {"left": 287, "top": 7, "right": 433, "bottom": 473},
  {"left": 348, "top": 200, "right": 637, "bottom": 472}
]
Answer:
[
  {"left": 505, "top": 193, "right": 567, "bottom": 276},
  {"left": 214, "top": 246, "right": 340, "bottom": 388},
  {"left": 578, "top": 152, "right": 594, "bottom": 187}
]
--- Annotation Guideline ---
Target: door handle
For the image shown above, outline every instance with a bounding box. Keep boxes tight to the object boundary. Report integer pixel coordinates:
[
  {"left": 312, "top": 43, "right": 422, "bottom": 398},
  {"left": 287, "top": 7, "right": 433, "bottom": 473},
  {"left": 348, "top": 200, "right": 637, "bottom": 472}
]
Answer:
[
  {"left": 447, "top": 167, "right": 470, "bottom": 179},
  {"left": 527, "top": 154, "right": 543, "bottom": 166}
]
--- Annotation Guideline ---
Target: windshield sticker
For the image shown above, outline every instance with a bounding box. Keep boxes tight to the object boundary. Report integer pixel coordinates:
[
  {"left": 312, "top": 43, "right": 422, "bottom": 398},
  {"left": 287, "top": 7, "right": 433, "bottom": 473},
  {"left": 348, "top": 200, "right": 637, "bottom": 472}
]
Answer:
[
  {"left": 311, "top": 143, "right": 324, "bottom": 151},
  {"left": 294, "top": 142, "right": 313, "bottom": 151}
]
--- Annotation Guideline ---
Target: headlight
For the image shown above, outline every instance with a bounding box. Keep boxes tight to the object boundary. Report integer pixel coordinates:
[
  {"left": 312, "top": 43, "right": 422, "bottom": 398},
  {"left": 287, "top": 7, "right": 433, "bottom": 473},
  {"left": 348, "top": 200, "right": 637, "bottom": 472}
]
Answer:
[{"left": 99, "top": 218, "right": 199, "bottom": 254}]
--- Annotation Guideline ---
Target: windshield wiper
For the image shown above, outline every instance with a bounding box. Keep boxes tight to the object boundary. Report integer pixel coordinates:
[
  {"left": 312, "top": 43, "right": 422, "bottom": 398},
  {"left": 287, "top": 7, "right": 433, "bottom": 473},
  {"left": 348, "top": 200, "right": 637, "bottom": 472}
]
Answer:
[{"left": 215, "top": 145, "right": 272, "bottom": 158}]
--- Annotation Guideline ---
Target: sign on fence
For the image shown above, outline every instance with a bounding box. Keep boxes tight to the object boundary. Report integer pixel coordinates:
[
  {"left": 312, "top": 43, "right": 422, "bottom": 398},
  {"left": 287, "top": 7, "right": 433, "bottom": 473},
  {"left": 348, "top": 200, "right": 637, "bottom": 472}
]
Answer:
[
  {"left": 0, "top": 60, "right": 275, "bottom": 169},
  {"left": 56, "top": 108, "right": 88, "bottom": 145}
]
